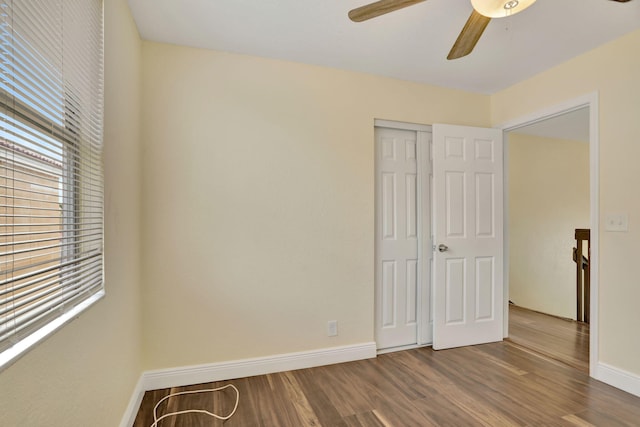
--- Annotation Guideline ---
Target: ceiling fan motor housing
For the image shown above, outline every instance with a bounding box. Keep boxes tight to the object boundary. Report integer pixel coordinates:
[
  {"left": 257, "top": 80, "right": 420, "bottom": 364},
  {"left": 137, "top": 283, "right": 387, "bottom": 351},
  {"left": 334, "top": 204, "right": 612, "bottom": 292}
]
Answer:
[{"left": 471, "top": 0, "right": 537, "bottom": 18}]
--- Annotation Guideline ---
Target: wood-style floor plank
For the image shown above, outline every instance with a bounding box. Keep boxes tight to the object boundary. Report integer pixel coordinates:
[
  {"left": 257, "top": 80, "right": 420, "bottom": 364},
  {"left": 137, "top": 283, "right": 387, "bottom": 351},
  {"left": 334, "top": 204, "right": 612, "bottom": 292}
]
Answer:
[
  {"left": 133, "top": 307, "right": 639, "bottom": 427},
  {"left": 508, "top": 304, "right": 589, "bottom": 372}
]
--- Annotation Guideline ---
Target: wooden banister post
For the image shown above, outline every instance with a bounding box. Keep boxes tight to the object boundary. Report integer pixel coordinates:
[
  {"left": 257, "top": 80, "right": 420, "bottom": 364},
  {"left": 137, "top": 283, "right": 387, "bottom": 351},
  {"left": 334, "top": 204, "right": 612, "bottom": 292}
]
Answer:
[
  {"left": 574, "top": 229, "right": 590, "bottom": 324},
  {"left": 575, "top": 236, "right": 583, "bottom": 322}
]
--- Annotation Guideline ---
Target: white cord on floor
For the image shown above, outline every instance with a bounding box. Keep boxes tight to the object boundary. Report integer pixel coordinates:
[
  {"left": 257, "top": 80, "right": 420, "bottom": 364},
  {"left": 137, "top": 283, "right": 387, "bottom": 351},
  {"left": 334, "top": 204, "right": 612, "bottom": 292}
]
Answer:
[{"left": 148, "top": 383, "right": 239, "bottom": 427}]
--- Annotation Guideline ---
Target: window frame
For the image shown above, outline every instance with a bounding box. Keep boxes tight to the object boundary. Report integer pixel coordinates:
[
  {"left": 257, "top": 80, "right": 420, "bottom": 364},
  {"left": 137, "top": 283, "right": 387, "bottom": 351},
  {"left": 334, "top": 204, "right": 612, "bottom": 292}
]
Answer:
[{"left": 0, "top": 0, "right": 104, "bottom": 371}]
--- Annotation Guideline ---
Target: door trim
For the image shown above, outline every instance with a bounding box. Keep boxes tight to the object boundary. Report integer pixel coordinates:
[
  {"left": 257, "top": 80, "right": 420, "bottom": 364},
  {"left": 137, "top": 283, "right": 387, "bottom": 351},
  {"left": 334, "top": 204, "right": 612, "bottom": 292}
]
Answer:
[
  {"left": 496, "top": 92, "right": 599, "bottom": 377},
  {"left": 375, "top": 119, "right": 432, "bottom": 133},
  {"left": 416, "top": 130, "right": 433, "bottom": 345}
]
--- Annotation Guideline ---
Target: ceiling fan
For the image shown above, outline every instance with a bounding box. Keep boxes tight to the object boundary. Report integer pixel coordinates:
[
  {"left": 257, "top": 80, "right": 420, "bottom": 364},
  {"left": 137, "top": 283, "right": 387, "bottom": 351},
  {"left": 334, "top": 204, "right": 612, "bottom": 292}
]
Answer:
[{"left": 348, "top": 0, "right": 634, "bottom": 60}]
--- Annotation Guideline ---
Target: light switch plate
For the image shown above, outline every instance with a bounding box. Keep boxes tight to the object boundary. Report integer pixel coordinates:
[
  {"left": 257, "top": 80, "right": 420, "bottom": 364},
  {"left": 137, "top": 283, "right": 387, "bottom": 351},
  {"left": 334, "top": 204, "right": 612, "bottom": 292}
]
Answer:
[{"left": 604, "top": 213, "right": 628, "bottom": 232}]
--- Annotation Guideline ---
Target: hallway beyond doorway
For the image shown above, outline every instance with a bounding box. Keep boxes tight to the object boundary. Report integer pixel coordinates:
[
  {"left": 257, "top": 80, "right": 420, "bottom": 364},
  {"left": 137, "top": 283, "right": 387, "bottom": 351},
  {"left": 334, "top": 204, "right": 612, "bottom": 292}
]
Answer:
[{"left": 508, "top": 304, "right": 589, "bottom": 372}]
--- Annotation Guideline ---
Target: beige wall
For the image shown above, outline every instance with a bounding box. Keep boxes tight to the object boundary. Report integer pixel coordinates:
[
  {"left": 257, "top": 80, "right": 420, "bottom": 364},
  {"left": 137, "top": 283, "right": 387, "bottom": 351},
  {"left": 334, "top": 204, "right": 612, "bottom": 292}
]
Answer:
[
  {"left": 0, "top": 0, "right": 143, "bottom": 425},
  {"left": 493, "top": 29, "right": 640, "bottom": 374},
  {"left": 508, "top": 133, "right": 589, "bottom": 319},
  {"left": 140, "top": 41, "right": 490, "bottom": 369}
]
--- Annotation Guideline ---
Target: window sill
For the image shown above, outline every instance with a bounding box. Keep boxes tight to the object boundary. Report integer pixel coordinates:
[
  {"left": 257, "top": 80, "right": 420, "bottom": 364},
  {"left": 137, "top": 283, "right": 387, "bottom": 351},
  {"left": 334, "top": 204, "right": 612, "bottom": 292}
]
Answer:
[{"left": 0, "top": 289, "right": 105, "bottom": 372}]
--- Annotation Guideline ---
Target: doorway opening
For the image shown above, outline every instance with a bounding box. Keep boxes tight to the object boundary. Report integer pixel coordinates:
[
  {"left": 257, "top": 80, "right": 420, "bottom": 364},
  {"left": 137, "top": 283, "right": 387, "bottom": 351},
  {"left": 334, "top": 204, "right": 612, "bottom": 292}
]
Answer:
[{"left": 501, "top": 94, "right": 598, "bottom": 374}]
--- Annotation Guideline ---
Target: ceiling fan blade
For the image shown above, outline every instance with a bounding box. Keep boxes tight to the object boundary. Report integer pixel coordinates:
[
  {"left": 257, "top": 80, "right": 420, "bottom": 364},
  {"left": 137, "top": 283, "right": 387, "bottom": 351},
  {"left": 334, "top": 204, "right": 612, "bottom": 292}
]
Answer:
[
  {"left": 447, "top": 10, "right": 491, "bottom": 60},
  {"left": 348, "top": 0, "right": 426, "bottom": 22}
]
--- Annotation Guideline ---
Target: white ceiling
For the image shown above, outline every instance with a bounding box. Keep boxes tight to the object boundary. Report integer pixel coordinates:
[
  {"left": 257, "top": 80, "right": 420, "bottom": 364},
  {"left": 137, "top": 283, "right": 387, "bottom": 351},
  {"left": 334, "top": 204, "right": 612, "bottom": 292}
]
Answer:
[{"left": 127, "top": 0, "right": 640, "bottom": 94}]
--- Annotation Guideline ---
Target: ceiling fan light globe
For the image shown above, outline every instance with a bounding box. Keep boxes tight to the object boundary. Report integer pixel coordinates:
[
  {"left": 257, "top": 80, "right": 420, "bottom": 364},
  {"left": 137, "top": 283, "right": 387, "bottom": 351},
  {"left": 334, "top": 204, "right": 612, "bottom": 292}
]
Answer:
[{"left": 471, "top": 0, "right": 536, "bottom": 18}]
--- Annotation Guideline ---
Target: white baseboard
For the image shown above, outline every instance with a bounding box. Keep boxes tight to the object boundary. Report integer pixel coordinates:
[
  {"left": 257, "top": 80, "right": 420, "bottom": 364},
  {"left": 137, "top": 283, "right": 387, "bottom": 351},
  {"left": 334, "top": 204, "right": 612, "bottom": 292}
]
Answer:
[
  {"left": 119, "top": 342, "right": 376, "bottom": 427},
  {"left": 593, "top": 362, "right": 640, "bottom": 398},
  {"left": 119, "top": 376, "right": 145, "bottom": 427}
]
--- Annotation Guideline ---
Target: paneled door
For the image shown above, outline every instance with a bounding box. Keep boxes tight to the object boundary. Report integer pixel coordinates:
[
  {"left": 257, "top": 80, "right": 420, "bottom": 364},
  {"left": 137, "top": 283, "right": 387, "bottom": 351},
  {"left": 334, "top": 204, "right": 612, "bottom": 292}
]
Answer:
[
  {"left": 375, "top": 127, "right": 431, "bottom": 349},
  {"left": 432, "top": 124, "right": 504, "bottom": 350}
]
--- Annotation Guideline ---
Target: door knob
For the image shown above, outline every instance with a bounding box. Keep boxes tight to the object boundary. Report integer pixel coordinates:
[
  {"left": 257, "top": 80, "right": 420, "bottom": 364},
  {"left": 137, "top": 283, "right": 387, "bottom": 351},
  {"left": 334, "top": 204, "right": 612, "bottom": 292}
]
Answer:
[{"left": 438, "top": 244, "right": 449, "bottom": 252}]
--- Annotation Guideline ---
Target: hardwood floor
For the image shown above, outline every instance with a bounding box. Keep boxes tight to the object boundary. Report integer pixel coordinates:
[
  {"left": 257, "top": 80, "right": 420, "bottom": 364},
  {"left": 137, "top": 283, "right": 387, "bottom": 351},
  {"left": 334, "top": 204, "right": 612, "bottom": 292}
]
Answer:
[
  {"left": 508, "top": 304, "right": 589, "bottom": 372},
  {"left": 133, "top": 332, "right": 640, "bottom": 426}
]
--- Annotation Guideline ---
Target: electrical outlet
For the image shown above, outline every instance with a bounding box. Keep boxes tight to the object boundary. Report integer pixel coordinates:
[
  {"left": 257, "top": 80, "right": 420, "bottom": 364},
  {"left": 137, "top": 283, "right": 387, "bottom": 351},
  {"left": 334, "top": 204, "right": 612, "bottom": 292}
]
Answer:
[
  {"left": 327, "top": 320, "right": 338, "bottom": 337},
  {"left": 604, "top": 213, "right": 628, "bottom": 232}
]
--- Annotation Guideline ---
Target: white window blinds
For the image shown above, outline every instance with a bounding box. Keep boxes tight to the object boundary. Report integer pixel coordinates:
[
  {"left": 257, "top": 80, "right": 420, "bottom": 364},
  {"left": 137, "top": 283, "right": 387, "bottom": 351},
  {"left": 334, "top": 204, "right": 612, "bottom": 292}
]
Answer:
[{"left": 0, "top": 0, "right": 104, "bottom": 366}]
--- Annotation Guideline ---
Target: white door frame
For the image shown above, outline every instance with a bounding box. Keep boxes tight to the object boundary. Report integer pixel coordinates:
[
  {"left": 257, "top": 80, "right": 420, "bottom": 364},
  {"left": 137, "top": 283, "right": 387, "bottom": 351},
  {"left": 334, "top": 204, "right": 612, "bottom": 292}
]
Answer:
[
  {"left": 496, "top": 92, "right": 599, "bottom": 376},
  {"left": 374, "top": 119, "right": 433, "bottom": 349}
]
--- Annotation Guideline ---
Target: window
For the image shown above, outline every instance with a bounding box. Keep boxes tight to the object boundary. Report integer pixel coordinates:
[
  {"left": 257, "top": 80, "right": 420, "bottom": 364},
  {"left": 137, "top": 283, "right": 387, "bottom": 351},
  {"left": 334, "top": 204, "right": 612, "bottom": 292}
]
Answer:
[{"left": 0, "top": 0, "right": 104, "bottom": 368}]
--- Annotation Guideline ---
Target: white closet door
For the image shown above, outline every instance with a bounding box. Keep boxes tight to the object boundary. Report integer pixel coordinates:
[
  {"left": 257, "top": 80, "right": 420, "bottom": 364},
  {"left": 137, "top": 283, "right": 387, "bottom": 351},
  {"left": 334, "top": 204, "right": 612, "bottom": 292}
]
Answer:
[
  {"left": 432, "top": 124, "right": 504, "bottom": 350},
  {"left": 375, "top": 127, "right": 419, "bottom": 349}
]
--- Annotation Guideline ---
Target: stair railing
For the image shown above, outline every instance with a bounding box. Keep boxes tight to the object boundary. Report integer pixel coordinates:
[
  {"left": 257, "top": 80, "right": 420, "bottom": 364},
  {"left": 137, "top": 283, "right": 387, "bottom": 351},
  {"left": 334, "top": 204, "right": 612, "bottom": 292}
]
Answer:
[{"left": 573, "top": 228, "right": 590, "bottom": 323}]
